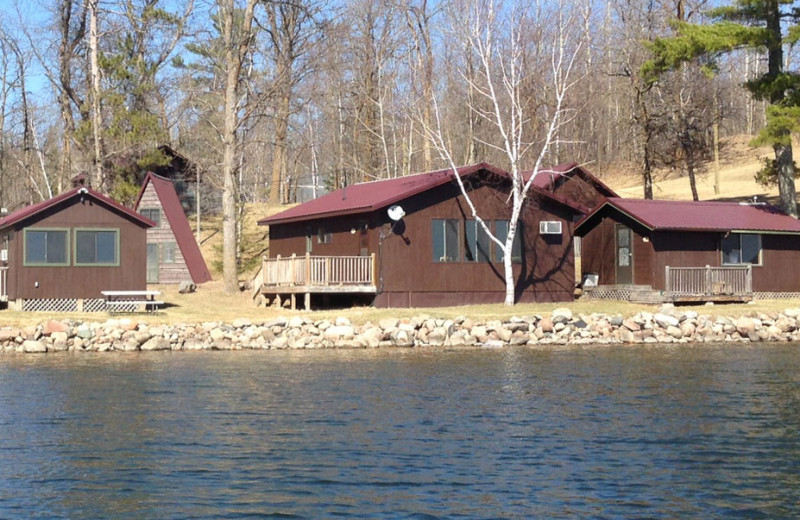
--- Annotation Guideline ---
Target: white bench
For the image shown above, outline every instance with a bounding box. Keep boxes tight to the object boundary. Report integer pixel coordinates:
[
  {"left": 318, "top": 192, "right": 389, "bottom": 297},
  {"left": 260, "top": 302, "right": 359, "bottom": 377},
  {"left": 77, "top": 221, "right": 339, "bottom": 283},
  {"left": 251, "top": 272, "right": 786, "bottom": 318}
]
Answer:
[{"left": 101, "top": 290, "right": 163, "bottom": 313}]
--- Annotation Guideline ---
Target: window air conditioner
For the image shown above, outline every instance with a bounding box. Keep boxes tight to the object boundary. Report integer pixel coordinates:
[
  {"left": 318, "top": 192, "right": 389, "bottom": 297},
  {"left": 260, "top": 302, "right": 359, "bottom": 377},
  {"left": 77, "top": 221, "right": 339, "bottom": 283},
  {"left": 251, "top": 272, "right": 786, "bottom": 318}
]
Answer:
[{"left": 539, "top": 221, "right": 562, "bottom": 235}]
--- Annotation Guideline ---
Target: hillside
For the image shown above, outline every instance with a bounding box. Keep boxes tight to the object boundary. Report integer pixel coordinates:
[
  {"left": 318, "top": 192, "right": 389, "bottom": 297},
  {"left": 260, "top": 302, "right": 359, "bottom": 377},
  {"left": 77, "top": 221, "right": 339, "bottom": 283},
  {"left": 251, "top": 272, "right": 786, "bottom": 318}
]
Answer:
[{"left": 604, "top": 135, "right": 780, "bottom": 203}]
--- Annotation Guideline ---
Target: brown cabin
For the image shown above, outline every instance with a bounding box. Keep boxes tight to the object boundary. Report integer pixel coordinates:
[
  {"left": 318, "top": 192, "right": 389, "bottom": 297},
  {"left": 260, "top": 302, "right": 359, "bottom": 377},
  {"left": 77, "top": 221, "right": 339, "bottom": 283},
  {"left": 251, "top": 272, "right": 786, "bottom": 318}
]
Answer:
[
  {"left": 576, "top": 198, "right": 800, "bottom": 302},
  {"left": 255, "top": 163, "right": 594, "bottom": 308},
  {"left": 134, "top": 172, "right": 212, "bottom": 285},
  {"left": 0, "top": 187, "right": 154, "bottom": 311},
  {"left": 526, "top": 162, "right": 618, "bottom": 213}
]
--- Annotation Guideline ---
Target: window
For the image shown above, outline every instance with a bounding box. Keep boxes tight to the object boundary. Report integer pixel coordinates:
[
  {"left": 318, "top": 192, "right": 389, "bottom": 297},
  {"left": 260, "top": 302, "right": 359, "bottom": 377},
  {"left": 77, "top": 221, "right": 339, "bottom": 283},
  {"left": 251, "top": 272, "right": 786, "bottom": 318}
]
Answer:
[
  {"left": 318, "top": 226, "right": 332, "bottom": 244},
  {"left": 722, "top": 233, "right": 761, "bottom": 265},
  {"left": 465, "top": 220, "right": 491, "bottom": 262},
  {"left": 494, "top": 220, "right": 522, "bottom": 263},
  {"left": 140, "top": 208, "right": 160, "bottom": 227},
  {"left": 432, "top": 219, "right": 460, "bottom": 262},
  {"left": 75, "top": 229, "right": 119, "bottom": 265},
  {"left": 25, "top": 229, "right": 69, "bottom": 265},
  {"left": 162, "top": 242, "right": 177, "bottom": 263}
]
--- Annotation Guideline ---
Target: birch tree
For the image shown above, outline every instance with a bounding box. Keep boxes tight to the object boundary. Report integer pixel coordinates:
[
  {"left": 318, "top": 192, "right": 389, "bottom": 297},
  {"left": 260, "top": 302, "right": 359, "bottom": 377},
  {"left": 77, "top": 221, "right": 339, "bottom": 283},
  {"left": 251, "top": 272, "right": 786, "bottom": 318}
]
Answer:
[{"left": 424, "top": 0, "right": 582, "bottom": 306}]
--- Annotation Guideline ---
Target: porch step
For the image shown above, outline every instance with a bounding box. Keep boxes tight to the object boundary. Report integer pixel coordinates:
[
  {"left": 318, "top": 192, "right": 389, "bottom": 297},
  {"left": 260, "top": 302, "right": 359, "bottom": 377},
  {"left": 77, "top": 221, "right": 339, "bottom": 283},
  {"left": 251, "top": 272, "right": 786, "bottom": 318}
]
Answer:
[{"left": 583, "top": 284, "right": 666, "bottom": 304}]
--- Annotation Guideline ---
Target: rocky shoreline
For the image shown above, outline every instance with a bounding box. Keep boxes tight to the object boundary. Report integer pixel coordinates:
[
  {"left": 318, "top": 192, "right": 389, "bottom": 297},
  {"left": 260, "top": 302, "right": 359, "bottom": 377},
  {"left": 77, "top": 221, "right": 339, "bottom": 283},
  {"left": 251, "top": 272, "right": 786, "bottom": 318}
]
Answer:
[{"left": 4, "top": 305, "right": 800, "bottom": 354}]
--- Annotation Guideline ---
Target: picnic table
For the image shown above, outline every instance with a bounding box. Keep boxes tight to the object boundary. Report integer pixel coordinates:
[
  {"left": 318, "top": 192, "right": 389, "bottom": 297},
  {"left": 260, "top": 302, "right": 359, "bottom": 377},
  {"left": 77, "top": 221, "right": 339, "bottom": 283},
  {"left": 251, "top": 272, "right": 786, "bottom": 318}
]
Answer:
[{"left": 101, "top": 290, "right": 164, "bottom": 313}]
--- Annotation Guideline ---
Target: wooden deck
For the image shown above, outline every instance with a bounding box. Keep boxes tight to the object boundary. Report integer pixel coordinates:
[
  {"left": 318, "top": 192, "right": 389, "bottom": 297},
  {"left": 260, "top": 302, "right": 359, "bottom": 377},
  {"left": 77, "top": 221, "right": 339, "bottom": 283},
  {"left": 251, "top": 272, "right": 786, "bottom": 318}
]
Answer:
[
  {"left": 665, "top": 265, "right": 753, "bottom": 302},
  {"left": 252, "top": 254, "right": 377, "bottom": 309},
  {"left": 584, "top": 265, "right": 754, "bottom": 303}
]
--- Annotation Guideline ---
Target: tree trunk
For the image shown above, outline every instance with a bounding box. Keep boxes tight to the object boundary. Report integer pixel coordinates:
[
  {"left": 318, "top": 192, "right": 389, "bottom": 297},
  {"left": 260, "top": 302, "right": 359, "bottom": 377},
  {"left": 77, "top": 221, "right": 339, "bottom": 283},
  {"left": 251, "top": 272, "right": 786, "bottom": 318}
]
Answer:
[
  {"left": 270, "top": 84, "right": 290, "bottom": 204},
  {"left": 88, "top": 0, "right": 103, "bottom": 191},
  {"left": 775, "top": 142, "right": 798, "bottom": 216},
  {"left": 220, "top": 0, "right": 258, "bottom": 294}
]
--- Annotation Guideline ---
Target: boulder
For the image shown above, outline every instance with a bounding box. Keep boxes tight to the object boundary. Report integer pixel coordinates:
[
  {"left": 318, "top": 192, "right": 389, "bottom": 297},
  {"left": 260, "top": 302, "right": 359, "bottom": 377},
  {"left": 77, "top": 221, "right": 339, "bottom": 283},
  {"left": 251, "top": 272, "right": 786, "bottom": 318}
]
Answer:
[
  {"left": 22, "top": 340, "right": 47, "bottom": 353},
  {"left": 654, "top": 313, "right": 679, "bottom": 328},
  {"left": 43, "top": 320, "right": 69, "bottom": 335},
  {"left": 735, "top": 317, "right": 758, "bottom": 336},
  {"left": 178, "top": 281, "right": 196, "bottom": 294},
  {"left": 552, "top": 308, "right": 573, "bottom": 323}
]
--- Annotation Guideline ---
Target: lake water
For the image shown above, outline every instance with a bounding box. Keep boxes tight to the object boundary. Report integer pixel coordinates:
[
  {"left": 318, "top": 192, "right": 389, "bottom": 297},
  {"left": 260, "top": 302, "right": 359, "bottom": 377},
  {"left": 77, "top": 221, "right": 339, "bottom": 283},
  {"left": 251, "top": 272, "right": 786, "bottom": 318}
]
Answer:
[{"left": 2, "top": 345, "right": 800, "bottom": 519}]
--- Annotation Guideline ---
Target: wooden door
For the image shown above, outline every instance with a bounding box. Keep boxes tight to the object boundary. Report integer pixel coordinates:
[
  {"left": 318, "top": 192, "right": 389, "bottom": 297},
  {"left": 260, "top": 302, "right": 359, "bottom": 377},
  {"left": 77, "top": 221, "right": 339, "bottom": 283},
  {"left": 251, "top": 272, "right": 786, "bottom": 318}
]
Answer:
[
  {"left": 615, "top": 225, "right": 633, "bottom": 284},
  {"left": 146, "top": 243, "right": 159, "bottom": 283}
]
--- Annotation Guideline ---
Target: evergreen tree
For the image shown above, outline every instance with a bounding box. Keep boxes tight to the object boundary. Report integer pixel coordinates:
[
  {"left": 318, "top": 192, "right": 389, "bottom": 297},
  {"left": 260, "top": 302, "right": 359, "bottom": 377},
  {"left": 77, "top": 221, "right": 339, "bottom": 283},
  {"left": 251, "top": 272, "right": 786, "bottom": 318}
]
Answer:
[{"left": 642, "top": 0, "right": 800, "bottom": 216}]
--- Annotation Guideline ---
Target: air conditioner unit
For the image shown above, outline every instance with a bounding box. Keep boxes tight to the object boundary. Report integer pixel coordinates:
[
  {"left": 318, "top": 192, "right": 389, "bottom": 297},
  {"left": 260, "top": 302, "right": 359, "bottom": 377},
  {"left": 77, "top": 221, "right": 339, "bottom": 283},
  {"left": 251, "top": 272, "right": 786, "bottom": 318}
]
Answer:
[
  {"left": 0, "top": 249, "right": 7, "bottom": 262},
  {"left": 539, "top": 221, "right": 562, "bottom": 235}
]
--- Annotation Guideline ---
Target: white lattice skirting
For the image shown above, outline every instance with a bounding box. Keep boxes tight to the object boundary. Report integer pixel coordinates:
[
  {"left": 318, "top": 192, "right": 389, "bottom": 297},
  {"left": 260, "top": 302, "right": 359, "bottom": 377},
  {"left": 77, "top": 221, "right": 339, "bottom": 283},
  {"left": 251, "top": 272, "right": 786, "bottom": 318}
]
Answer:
[
  {"left": 20, "top": 298, "right": 110, "bottom": 312},
  {"left": 753, "top": 292, "right": 800, "bottom": 300},
  {"left": 23, "top": 298, "right": 79, "bottom": 312}
]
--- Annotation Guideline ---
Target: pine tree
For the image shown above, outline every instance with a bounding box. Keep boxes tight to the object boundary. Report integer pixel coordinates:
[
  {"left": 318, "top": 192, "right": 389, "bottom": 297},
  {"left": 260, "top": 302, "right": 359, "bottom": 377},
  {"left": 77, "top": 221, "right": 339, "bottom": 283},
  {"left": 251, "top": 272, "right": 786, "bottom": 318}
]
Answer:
[{"left": 642, "top": 0, "right": 800, "bottom": 216}]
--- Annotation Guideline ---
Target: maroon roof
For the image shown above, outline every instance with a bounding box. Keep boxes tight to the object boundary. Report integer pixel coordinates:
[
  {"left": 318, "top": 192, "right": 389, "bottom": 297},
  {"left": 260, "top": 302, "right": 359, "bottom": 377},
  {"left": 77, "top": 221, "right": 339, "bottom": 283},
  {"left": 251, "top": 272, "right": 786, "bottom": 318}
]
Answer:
[
  {"left": 0, "top": 186, "right": 155, "bottom": 230},
  {"left": 525, "top": 163, "right": 618, "bottom": 197},
  {"left": 259, "top": 163, "right": 583, "bottom": 226},
  {"left": 575, "top": 198, "right": 800, "bottom": 235},
  {"left": 135, "top": 172, "right": 212, "bottom": 284}
]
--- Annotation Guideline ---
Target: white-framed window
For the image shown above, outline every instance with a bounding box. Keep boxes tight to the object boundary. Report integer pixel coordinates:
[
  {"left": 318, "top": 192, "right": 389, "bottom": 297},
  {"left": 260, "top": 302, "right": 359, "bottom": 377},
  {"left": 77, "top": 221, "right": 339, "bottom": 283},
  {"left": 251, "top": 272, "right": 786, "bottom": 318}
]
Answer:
[
  {"left": 162, "top": 242, "right": 177, "bottom": 263},
  {"left": 432, "top": 219, "right": 460, "bottom": 262},
  {"left": 722, "top": 233, "right": 762, "bottom": 265},
  {"left": 539, "top": 221, "right": 562, "bottom": 234},
  {"left": 494, "top": 220, "right": 522, "bottom": 263},
  {"left": 465, "top": 220, "right": 491, "bottom": 262},
  {"left": 318, "top": 226, "right": 332, "bottom": 244}
]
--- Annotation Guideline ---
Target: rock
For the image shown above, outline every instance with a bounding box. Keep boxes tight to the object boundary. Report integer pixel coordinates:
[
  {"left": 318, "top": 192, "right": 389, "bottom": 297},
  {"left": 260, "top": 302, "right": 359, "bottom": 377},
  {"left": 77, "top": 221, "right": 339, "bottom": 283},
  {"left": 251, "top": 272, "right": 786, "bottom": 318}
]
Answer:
[
  {"left": 482, "top": 339, "right": 505, "bottom": 349},
  {"left": 43, "top": 321, "right": 68, "bottom": 335},
  {"left": 76, "top": 325, "right": 94, "bottom": 340},
  {"left": 666, "top": 325, "right": 683, "bottom": 339},
  {"left": 362, "top": 327, "right": 383, "bottom": 348},
  {"left": 335, "top": 317, "right": 351, "bottom": 326},
  {"left": 609, "top": 315, "right": 624, "bottom": 326},
  {"left": 736, "top": 317, "right": 758, "bottom": 336},
  {"left": 22, "top": 340, "right": 47, "bottom": 353},
  {"left": 389, "top": 328, "right": 414, "bottom": 347},
  {"left": 232, "top": 318, "right": 252, "bottom": 328},
  {"left": 654, "top": 313, "right": 679, "bottom": 328},
  {"left": 622, "top": 319, "right": 640, "bottom": 331},
  {"left": 619, "top": 328, "right": 635, "bottom": 343},
  {"left": 552, "top": 308, "right": 573, "bottom": 323},
  {"left": 324, "top": 325, "right": 355, "bottom": 340},
  {"left": 209, "top": 328, "right": 226, "bottom": 342},
  {"left": 140, "top": 337, "right": 170, "bottom": 351},
  {"left": 378, "top": 318, "right": 398, "bottom": 330},
  {"left": 539, "top": 317, "right": 554, "bottom": 333},
  {"left": 178, "top": 281, "right": 196, "bottom": 294}
]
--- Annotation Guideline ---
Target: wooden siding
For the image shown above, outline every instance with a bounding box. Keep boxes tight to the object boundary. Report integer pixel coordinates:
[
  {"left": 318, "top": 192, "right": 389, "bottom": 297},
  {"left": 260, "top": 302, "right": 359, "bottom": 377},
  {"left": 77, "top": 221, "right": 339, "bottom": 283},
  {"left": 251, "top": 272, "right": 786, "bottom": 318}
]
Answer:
[
  {"left": 269, "top": 178, "right": 577, "bottom": 306},
  {"left": 548, "top": 173, "right": 611, "bottom": 211},
  {"left": 139, "top": 183, "right": 193, "bottom": 284},
  {"left": 581, "top": 214, "right": 800, "bottom": 292},
  {"left": 6, "top": 197, "right": 147, "bottom": 299}
]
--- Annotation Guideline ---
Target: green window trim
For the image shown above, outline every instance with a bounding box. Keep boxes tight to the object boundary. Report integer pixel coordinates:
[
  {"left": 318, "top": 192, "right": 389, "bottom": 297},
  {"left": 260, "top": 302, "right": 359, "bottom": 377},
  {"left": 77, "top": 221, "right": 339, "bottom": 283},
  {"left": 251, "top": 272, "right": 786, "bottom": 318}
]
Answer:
[
  {"left": 73, "top": 228, "right": 121, "bottom": 267},
  {"left": 23, "top": 228, "right": 71, "bottom": 267}
]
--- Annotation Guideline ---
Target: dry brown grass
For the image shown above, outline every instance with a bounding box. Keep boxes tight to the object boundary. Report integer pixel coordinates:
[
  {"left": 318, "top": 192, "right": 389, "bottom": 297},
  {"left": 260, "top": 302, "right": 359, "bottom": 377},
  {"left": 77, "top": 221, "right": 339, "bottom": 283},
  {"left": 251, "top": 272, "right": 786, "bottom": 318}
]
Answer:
[
  {"left": 3, "top": 280, "right": 799, "bottom": 329},
  {"left": 608, "top": 135, "right": 782, "bottom": 204}
]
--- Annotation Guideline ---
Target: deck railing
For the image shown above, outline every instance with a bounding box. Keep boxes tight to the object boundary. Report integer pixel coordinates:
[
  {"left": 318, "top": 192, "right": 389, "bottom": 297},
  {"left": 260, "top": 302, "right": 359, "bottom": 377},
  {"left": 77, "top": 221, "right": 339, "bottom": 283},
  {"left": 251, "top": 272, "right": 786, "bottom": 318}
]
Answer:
[
  {"left": 0, "top": 266, "right": 6, "bottom": 302},
  {"left": 665, "top": 265, "right": 752, "bottom": 297},
  {"left": 259, "top": 253, "right": 376, "bottom": 288}
]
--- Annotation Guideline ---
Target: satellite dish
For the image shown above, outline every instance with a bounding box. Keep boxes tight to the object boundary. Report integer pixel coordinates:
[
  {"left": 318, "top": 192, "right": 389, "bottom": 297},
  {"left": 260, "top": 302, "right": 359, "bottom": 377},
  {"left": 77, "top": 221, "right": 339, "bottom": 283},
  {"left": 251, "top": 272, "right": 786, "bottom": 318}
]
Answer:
[{"left": 387, "top": 205, "right": 405, "bottom": 221}]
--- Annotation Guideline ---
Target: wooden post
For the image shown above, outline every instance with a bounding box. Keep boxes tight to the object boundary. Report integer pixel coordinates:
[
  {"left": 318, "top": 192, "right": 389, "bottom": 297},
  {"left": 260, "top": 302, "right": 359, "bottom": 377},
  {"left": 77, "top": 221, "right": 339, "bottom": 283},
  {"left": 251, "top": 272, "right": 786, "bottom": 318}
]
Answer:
[
  {"left": 290, "top": 293, "right": 296, "bottom": 310},
  {"left": 325, "top": 257, "right": 331, "bottom": 286},
  {"left": 705, "top": 265, "right": 711, "bottom": 296},
  {"left": 371, "top": 253, "right": 377, "bottom": 286},
  {"left": 290, "top": 253, "right": 296, "bottom": 285},
  {"left": 664, "top": 266, "right": 670, "bottom": 297},
  {"left": 746, "top": 264, "right": 752, "bottom": 294},
  {"left": 304, "top": 292, "right": 311, "bottom": 310},
  {"left": 305, "top": 252, "right": 311, "bottom": 284}
]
